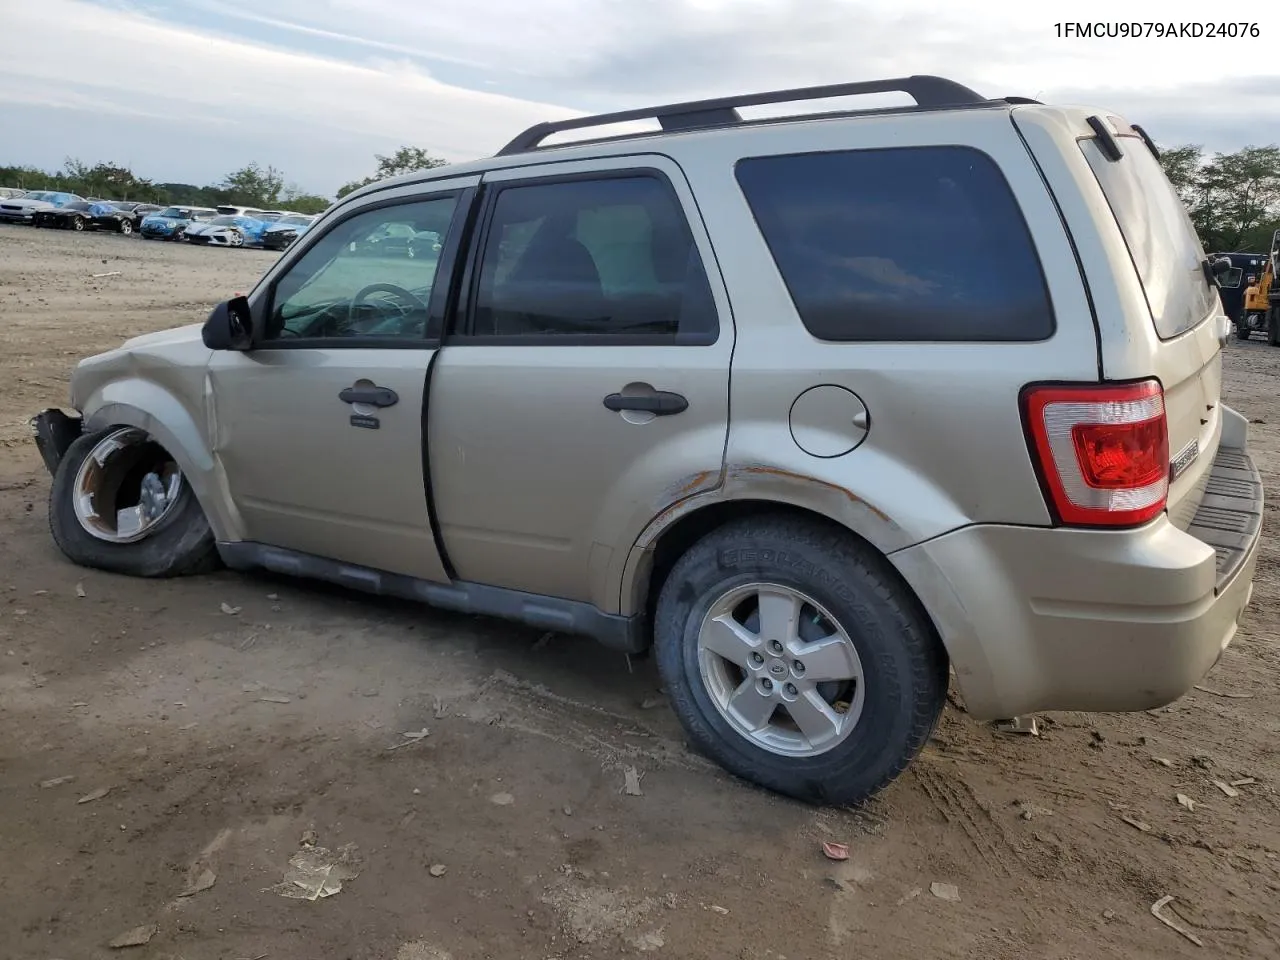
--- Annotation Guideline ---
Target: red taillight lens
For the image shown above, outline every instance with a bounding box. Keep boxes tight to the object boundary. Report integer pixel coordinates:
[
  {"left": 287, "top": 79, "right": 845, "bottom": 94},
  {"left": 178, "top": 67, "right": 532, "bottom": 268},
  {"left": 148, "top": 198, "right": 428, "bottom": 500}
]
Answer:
[{"left": 1022, "top": 380, "right": 1169, "bottom": 527}]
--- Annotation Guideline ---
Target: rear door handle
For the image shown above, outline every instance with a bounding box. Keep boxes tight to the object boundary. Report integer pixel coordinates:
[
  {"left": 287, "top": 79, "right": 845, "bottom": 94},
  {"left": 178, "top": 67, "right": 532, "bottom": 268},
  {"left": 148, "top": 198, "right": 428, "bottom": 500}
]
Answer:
[
  {"left": 603, "top": 391, "right": 688, "bottom": 416},
  {"left": 340, "top": 384, "right": 399, "bottom": 407}
]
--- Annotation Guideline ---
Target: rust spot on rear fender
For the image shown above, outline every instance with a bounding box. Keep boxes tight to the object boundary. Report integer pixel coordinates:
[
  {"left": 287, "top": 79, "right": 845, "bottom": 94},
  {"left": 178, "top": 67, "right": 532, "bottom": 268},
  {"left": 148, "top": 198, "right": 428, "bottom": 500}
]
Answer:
[{"left": 729, "top": 464, "right": 892, "bottom": 525}]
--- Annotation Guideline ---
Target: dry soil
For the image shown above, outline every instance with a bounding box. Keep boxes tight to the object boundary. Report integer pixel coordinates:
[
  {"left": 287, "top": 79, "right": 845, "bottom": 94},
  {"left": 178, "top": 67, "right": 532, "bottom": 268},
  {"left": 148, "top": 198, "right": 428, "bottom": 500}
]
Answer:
[{"left": 1, "top": 224, "right": 1279, "bottom": 960}]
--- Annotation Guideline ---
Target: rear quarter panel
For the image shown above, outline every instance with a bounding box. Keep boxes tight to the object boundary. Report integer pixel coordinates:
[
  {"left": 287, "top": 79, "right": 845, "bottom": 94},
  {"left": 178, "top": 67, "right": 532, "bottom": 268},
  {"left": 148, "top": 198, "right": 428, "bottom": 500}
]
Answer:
[{"left": 658, "top": 109, "right": 1101, "bottom": 553}]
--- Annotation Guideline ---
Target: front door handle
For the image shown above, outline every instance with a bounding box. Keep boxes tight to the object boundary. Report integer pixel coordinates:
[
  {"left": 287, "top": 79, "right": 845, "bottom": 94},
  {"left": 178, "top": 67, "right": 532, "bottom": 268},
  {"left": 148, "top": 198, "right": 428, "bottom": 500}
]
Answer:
[
  {"left": 603, "top": 391, "right": 688, "bottom": 416},
  {"left": 340, "top": 384, "right": 399, "bottom": 407}
]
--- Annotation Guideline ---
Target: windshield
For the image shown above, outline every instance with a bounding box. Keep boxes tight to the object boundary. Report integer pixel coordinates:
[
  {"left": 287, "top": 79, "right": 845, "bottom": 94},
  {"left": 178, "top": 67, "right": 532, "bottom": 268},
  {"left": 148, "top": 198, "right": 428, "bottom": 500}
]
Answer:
[
  {"left": 276, "top": 215, "right": 312, "bottom": 226},
  {"left": 157, "top": 207, "right": 187, "bottom": 218},
  {"left": 65, "top": 202, "right": 92, "bottom": 212},
  {"left": 1080, "top": 132, "right": 1217, "bottom": 340},
  {"left": 210, "top": 216, "right": 241, "bottom": 226}
]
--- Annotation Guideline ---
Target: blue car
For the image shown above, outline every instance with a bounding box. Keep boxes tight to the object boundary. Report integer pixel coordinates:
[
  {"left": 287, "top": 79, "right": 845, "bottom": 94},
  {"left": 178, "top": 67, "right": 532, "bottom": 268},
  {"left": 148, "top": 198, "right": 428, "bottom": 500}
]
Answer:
[
  {"left": 182, "top": 214, "right": 272, "bottom": 248},
  {"left": 260, "top": 214, "right": 316, "bottom": 251},
  {"left": 139, "top": 206, "right": 218, "bottom": 240}
]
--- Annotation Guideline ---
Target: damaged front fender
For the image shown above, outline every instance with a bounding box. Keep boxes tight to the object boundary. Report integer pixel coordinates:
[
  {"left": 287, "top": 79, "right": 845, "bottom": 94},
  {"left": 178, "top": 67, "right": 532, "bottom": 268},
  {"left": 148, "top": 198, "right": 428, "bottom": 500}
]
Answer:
[{"left": 30, "top": 408, "right": 84, "bottom": 476}]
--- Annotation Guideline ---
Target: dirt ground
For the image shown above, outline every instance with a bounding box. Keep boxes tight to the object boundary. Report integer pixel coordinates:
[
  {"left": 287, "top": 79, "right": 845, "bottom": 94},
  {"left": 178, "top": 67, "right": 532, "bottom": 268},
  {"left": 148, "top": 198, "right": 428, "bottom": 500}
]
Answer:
[{"left": 1, "top": 223, "right": 1278, "bottom": 960}]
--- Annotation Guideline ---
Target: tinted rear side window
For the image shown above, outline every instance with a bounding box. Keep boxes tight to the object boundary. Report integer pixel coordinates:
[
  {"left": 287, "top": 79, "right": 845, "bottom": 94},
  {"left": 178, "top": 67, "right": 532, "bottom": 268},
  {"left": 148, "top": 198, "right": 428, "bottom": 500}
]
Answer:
[{"left": 734, "top": 146, "right": 1054, "bottom": 342}]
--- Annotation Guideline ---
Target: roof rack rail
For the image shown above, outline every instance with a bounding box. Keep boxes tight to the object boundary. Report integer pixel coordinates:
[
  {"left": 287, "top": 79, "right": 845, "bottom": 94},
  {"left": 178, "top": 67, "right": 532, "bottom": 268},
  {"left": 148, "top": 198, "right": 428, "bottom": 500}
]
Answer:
[{"left": 496, "top": 74, "right": 987, "bottom": 156}]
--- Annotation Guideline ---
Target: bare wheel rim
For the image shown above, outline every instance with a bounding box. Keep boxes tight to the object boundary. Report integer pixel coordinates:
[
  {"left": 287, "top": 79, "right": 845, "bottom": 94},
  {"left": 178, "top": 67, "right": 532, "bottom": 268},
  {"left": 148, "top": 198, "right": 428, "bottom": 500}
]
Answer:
[
  {"left": 72, "top": 427, "right": 187, "bottom": 544},
  {"left": 696, "top": 582, "right": 867, "bottom": 758}
]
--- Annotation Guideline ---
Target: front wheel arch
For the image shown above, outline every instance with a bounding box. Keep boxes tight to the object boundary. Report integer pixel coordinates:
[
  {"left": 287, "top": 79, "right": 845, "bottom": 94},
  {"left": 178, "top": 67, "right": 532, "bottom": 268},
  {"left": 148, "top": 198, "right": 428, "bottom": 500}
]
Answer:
[{"left": 82, "top": 396, "right": 241, "bottom": 543}]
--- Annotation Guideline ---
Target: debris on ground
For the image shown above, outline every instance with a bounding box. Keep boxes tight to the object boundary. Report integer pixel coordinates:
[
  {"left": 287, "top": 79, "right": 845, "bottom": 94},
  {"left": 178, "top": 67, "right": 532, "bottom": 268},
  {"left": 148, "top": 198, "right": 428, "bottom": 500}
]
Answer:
[
  {"left": 709, "top": 905, "right": 730, "bottom": 915},
  {"left": 896, "top": 887, "right": 923, "bottom": 906},
  {"left": 1120, "top": 814, "right": 1152, "bottom": 833},
  {"left": 821, "top": 841, "right": 850, "bottom": 861},
  {"left": 1015, "top": 800, "right": 1054, "bottom": 821},
  {"left": 1212, "top": 780, "right": 1240, "bottom": 798},
  {"left": 77, "top": 786, "right": 112, "bottom": 804},
  {"left": 40, "top": 775, "right": 74, "bottom": 788},
  {"left": 91, "top": 271, "right": 122, "bottom": 279},
  {"left": 639, "top": 695, "right": 664, "bottom": 710},
  {"left": 220, "top": 602, "right": 242, "bottom": 616},
  {"left": 622, "top": 766, "right": 644, "bottom": 797},
  {"left": 1193, "top": 685, "right": 1252, "bottom": 699},
  {"left": 1152, "top": 757, "right": 1173, "bottom": 768},
  {"left": 75, "top": 582, "right": 86, "bottom": 598},
  {"left": 1177, "top": 794, "right": 1196, "bottom": 811},
  {"left": 490, "top": 792, "right": 515, "bottom": 806},
  {"left": 388, "top": 728, "right": 430, "bottom": 750},
  {"left": 1150, "top": 895, "right": 1205, "bottom": 947},
  {"left": 429, "top": 864, "right": 447, "bottom": 878},
  {"left": 993, "top": 716, "right": 1040, "bottom": 736},
  {"left": 109, "top": 923, "right": 158, "bottom": 948},
  {"left": 531, "top": 632, "right": 554, "bottom": 651},
  {"left": 258, "top": 696, "right": 291, "bottom": 704},
  {"left": 1231, "top": 778, "right": 1257, "bottom": 787},
  {"left": 270, "top": 843, "right": 364, "bottom": 901},
  {"left": 630, "top": 928, "right": 666, "bottom": 952},
  {"left": 930, "top": 882, "right": 960, "bottom": 902},
  {"left": 178, "top": 868, "right": 217, "bottom": 897}
]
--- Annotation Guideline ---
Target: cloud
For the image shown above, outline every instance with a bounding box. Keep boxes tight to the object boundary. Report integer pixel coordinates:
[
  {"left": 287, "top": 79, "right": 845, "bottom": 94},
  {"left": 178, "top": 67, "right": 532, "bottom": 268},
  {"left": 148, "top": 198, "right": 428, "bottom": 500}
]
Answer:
[
  {"left": 0, "top": 0, "right": 580, "bottom": 192},
  {"left": 0, "top": 0, "right": 1274, "bottom": 194}
]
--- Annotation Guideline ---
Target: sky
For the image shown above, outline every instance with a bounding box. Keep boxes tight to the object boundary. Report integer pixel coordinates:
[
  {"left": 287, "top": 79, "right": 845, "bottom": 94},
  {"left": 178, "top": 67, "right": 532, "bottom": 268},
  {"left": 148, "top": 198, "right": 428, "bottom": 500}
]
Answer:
[{"left": 0, "top": 0, "right": 1276, "bottom": 197}]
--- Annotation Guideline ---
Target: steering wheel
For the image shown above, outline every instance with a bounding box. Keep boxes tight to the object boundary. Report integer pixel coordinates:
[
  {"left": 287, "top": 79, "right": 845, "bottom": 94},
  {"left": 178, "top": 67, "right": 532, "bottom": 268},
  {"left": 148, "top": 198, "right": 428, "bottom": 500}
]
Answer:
[{"left": 348, "top": 283, "right": 427, "bottom": 329}]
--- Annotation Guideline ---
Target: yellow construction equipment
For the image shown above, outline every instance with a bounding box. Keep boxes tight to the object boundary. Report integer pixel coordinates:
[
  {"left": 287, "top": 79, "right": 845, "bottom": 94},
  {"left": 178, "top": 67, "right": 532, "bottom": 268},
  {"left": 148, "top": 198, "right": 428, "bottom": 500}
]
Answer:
[{"left": 1239, "top": 230, "right": 1280, "bottom": 344}]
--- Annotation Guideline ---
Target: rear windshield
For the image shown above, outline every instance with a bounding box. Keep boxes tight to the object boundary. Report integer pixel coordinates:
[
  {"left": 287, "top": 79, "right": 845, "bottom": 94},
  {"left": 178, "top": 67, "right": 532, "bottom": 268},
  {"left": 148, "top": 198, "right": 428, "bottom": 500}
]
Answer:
[{"left": 1079, "top": 136, "right": 1217, "bottom": 340}]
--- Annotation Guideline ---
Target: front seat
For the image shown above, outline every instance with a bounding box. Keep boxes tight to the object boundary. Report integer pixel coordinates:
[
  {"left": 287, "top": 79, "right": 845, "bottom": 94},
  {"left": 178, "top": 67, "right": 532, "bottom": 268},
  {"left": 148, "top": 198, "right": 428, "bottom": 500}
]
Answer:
[{"left": 489, "top": 222, "right": 608, "bottom": 335}]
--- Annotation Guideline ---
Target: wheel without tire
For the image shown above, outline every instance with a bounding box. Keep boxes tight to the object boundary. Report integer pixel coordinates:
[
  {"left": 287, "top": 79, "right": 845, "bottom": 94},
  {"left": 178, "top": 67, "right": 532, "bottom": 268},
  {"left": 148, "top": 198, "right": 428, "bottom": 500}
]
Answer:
[
  {"left": 654, "top": 515, "right": 948, "bottom": 806},
  {"left": 48, "top": 426, "right": 220, "bottom": 578}
]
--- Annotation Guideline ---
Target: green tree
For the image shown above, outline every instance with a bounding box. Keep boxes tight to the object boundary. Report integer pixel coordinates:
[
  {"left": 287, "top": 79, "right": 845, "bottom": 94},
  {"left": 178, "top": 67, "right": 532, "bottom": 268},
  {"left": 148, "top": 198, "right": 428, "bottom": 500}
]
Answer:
[
  {"left": 222, "top": 162, "right": 285, "bottom": 207},
  {"left": 337, "top": 145, "right": 448, "bottom": 198},
  {"left": 1159, "top": 143, "right": 1280, "bottom": 252}
]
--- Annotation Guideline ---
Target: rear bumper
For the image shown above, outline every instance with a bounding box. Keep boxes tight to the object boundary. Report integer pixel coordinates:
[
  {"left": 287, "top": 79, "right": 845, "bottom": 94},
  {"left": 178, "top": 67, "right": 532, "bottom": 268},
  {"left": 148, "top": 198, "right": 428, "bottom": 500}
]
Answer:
[
  {"left": 893, "top": 444, "right": 1263, "bottom": 720},
  {"left": 30, "top": 409, "right": 84, "bottom": 476}
]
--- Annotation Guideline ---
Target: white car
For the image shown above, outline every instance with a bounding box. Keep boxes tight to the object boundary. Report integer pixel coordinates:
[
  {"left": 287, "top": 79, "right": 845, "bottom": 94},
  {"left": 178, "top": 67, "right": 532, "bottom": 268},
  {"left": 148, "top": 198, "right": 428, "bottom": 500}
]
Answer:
[
  {"left": 0, "top": 190, "right": 86, "bottom": 224},
  {"left": 183, "top": 214, "right": 270, "bottom": 247}
]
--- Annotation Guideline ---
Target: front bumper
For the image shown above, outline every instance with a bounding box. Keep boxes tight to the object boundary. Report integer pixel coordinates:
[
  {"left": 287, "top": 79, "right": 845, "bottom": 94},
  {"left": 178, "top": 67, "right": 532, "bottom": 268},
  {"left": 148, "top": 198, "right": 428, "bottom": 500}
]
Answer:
[
  {"left": 893, "top": 444, "right": 1263, "bottom": 719},
  {"left": 30, "top": 409, "right": 84, "bottom": 476},
  {"left": 0, "top": 211, "right": 35, "bottom": 223}
]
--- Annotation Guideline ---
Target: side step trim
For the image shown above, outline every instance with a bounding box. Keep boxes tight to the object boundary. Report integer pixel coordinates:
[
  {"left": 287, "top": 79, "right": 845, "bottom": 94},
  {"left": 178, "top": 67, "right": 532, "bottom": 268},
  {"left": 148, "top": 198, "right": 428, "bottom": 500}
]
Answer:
[{"left": 216, "top": 541, "right": 649, "bottom": 654}]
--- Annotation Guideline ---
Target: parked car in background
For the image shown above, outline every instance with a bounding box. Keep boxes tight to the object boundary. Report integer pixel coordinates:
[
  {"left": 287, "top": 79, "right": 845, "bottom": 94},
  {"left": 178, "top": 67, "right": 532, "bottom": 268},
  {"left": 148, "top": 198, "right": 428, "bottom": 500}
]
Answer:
[
  {"left": 139, "top": 206, "right": 217, "bottom": 240},
  {"left": 214, "top": 205, "right": 266, "bottom": 219},
  {"left": 0, "top": 187, "right": 27, "bottom": 199},
  {"left": 32, "top": 200, "right": 100, "bottom": 230},
  {"left": 260, "top": 213, "right": 316, "bottom": 251},
  {"left": 0, "top": 190, "right": 85, "bottom": 224},
  {"left": 90, "top": 201, "right": 164, "bottom": 235},
  {"left": 183, "top": 214, "right": 272, "bottom": 248}
]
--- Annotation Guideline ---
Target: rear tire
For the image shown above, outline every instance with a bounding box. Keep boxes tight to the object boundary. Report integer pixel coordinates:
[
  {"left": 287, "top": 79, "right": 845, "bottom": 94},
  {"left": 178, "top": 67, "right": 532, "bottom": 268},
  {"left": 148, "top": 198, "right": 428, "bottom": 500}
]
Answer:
[
  {"left": 118, "top": 219, "right": 133, "bottom": 235},
  {"left": 71, "top": 216, "right": 85, "bottom": 232},
  {"left": 49, "top": 426, "right": 221, "bottom": 578},
  {"left": 653, "top": 514, "right": 948, "bottom": 806},
  {"left": 1236, "top": 321, "right": 1251, "bottom": 341}
]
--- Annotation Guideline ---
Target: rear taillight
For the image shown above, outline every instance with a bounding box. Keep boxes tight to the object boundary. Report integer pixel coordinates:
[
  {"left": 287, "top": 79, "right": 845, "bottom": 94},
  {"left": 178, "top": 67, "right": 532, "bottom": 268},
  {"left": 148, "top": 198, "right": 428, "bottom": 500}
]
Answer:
[{"left": 1021, "top": 380, "right": 1169, "bottom": 527}]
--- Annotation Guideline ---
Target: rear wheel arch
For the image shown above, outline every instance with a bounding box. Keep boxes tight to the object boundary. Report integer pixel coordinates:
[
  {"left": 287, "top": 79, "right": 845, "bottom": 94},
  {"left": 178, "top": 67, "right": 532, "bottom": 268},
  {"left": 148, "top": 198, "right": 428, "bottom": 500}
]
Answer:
[{"left": 632, "top": 498, "right": 948, "bottom": 665}]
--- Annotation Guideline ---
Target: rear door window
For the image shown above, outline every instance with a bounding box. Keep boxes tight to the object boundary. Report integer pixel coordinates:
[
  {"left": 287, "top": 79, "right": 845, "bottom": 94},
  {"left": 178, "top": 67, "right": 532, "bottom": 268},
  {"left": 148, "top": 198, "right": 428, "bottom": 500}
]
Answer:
[
  {"left": 734, "top": 145, "right": 1055, "bottom": 342},
  {"left": 1078, "top": 135, "right": 1217, "bottom": 340}
]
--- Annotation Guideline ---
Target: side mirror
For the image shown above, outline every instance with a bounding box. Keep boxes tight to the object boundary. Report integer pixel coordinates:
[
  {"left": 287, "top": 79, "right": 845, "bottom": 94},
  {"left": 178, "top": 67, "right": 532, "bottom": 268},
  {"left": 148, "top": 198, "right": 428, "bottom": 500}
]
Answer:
[
  {"left": 1212, "top": 257, "right": 1233, "bottom": 281},
  {"left": 202, "top": 295, "right": 254, "bottom": 350}
]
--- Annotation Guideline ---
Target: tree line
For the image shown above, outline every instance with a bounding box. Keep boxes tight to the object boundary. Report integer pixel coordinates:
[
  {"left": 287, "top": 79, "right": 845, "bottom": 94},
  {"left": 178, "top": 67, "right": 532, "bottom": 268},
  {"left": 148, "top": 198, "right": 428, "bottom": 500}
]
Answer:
[
  {"left": 4, "top": 140, "right": 1277, "bottom": 254},
  {"left": 1158, "top": 143, "right": 1280, "bottom": 253},
  {"left": 0, "top": 146, "right": 448, "bottom": 216}
]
